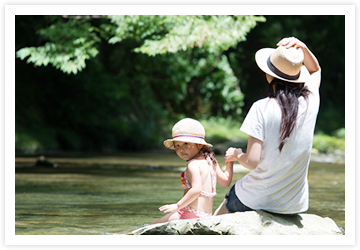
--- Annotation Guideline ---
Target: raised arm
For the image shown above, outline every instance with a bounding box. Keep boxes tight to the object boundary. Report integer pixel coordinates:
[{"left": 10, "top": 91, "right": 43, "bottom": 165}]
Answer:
[{"left": 277, "top": 37, "right": 321, "bottom": 88}]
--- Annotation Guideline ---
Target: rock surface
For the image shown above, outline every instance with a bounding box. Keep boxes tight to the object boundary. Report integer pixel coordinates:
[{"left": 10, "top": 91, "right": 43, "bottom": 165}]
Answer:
[{"left": 128, "top": 211, "right": 343, "bottom": 235}]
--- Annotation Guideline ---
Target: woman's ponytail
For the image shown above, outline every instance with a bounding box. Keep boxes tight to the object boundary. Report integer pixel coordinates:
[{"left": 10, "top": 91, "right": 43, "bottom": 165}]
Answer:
[{"left": 267, "top": 78, "right": 311, "bottom": 152}]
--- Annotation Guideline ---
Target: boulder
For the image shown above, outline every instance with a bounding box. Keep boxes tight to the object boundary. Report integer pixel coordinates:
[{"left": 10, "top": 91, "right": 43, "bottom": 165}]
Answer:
[{"left": 128, "top": 211, "right": 343, "bottom": 235}]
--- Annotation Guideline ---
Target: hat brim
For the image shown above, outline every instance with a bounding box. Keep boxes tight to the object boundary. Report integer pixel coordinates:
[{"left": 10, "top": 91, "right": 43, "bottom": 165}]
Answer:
[
  {"left": 164, "top": 137, "right": 213, "bottom": 150},
  {"left": 255, "top": 48, "right": 310, "bottom": 83}
]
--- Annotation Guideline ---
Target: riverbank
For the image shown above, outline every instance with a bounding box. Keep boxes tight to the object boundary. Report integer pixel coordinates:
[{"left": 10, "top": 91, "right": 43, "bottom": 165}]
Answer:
[
  {"left": 15, "top": 123, "right": 346, "bottom": 165},
  {"left": 15, "top": 147, "right": 346, "bottom": 166},
  {"left": 207, "top": 138, "right": 345, "bottom": 165},
  {"left": 310, "top": 148, "right": 345, "bottom": 164}
]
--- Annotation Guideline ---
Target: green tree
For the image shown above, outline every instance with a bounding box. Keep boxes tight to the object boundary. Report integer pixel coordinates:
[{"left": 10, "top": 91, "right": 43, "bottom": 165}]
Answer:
[
  {"left": 15, "top": 15, "right": 265, "bottom": 152},
  {"left": 16, "top": 15, "right": 265, "bottom": 118},
  {"left": 16, "top": 15, "right": 101, "bottom": 74},
  {"left": 16, "top": 15, "right": 264, "bottom": 75}
]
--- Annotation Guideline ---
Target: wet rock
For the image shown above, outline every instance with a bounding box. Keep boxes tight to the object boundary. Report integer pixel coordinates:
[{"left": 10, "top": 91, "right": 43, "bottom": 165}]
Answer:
[
  {"left": 34, "top": 155, "right": 59, "bottom": 168},
  {"left": 129, "top": 211, "right": 342, "bottom": 235},
  {"left": 311, "top": 148, "right": 320, "bottom": 155}
]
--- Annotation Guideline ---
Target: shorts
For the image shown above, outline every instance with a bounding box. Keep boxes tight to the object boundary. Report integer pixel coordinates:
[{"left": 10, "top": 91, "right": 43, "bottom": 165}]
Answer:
[
  {"left": 178, "top": 205, "right": 212, "bottom": 219},
  {"left": 224, "top": 185, "right": 298, "bottom": 216},
  {"left": 225, "top": 184, "right": 255, "bottom": 213}
]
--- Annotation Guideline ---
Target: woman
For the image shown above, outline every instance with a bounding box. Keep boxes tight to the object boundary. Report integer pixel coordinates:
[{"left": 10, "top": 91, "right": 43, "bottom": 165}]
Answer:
[{"left": 215, "top": 37, "right": 321, "bottom": 215}]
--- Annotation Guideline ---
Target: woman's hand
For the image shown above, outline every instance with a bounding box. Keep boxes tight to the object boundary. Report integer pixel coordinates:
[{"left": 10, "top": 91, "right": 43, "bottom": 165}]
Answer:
[
  {"left": 277, "top": 36, "right": 321, "bottom": 84},
  {"left": 225, "top": 147, "right": 243, "bottom": 163},
  {"left": 277, "top": 37, "right": 306, "bottom": 50},
  {"left": 159, "top": 204, "right": 179, "bottom": 213}
]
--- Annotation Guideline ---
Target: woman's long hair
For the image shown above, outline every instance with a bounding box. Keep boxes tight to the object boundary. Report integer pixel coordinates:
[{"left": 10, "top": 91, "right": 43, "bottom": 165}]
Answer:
[{"left": 267, "top": 78, "right": 311, "bottom": 152}]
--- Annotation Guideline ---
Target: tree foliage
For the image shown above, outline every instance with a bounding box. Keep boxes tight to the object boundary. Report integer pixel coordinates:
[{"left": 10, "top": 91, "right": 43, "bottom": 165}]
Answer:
[
  {"left": 16, "top": 15, "right": 264, "bottom": 74},
  {"left": 15, "top": 15, "right": 265, "bottom": 152},
  {"left": 15, "top": 15, "right": 344, "bottom": 153},
  {"left": 108, "top": 15, "right": 263, "bottom": 55},
  {"left": 16, "top": 16, "right": 101, "bottom": 74}
]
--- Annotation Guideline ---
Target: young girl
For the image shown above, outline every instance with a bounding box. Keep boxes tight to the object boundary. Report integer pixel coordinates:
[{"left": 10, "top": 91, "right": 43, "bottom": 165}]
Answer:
[{"left": 151, "top": 118, "right": 234, "bottom": 224}]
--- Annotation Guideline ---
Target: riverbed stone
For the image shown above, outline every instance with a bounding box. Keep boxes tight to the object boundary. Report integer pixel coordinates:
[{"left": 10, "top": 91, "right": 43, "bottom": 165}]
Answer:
[{"left": 128, "top": 210, "right": 343, "bottom": 235}]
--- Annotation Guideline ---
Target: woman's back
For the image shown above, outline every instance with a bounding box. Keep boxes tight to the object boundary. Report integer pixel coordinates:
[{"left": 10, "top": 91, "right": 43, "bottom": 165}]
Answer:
[
  {"left": 219, "top": 37, "right": 322, "bottom": 216},
  {"left": 236, "top": 80, "right": 320, "bottom": 214}
]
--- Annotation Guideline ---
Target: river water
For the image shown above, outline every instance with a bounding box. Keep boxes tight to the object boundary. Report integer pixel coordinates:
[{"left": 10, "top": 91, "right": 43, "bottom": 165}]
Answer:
[{"left": 15, "top": 153, "right": 345, "bottom": 235}]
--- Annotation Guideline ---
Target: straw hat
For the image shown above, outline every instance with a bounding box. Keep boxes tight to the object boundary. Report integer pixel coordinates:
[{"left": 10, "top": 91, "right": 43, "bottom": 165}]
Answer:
[
  {"left": 255, "top": 45, "right": 310, "bottom": 83},
  {"left": 164, "top": 118, "right": 213, "bottom": 150}
]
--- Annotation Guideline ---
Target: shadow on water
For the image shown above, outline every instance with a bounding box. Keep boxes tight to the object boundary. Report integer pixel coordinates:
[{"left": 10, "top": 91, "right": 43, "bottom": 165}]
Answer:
[{"left": 15, "top": 153, "right": 345, "bottom": 235}]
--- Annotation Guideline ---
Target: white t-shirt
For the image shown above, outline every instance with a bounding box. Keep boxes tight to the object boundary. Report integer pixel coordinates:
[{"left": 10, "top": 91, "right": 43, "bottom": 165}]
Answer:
[{"left": 235, "top": 81, "right": 320, "bottom": 214}]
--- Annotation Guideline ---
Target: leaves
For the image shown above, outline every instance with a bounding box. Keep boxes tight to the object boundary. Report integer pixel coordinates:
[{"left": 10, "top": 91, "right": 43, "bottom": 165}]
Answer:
[
  {"left": 15, "top": 15, "right": 345, "bottom": 152},
  {"left": 15, "top": 15, "right": 265, "bottom": 151},
  {"left": 15, "top": 15, "right": 265, "bottom": 76},
  {"left": 16, "top": 16, "right": 101, "bottom": 74},
  {"left": 106, "top": 15, "right": 265, "bottom": 56},
  {"left": 104, "top": 15, "right": 263, "bottom": 118}
]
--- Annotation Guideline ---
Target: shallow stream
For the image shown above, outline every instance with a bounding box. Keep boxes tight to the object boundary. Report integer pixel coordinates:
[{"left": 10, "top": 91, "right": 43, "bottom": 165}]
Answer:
[{"left": 15, "top": 153, "right": 345, "bottom": 235}]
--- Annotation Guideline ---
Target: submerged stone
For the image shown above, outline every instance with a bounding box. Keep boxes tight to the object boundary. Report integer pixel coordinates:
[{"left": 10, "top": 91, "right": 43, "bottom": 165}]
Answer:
[
  {"left": 34, "top": 155, "right": 60, "bottom": 168},
  {"left": 128, "top": 211, "right": 343, "bottom": 235}
]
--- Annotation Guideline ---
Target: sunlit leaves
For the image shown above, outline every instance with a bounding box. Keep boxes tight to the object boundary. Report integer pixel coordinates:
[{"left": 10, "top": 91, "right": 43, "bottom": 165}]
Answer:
[
  {"left": 107, "top": 15, "right": 265, "bottom": 56},
  {"left": 16, "top": 15, "right": 265, "bottom": 75},
  {"left": 16, "top": 16, "right": 101, "bottom": 74},
  {"left": 15, "top": 15, "right": 263, "bottom": 119}
]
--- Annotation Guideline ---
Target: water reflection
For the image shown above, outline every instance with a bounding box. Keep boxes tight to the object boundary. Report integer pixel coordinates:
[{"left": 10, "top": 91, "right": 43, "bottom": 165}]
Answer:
[{"left": 15, "top": 153, "right": 345, "bottom": 235}]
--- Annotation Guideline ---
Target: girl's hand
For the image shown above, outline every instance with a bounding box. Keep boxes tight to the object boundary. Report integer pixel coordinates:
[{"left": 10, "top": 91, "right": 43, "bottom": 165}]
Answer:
[
  {"left": 159, "top": 204, "right": 179, "bottom": 213},
  {"left": 225, "top": 147, "right": 243, "bottom": 163},
  {"left": 277, "top": 37, "right": 306, "bottom": 50}
]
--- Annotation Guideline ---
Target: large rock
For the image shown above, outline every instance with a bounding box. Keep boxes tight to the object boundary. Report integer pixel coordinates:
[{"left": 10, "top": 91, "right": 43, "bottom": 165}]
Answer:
[{"left": 128, "top": 211, "right": 343, "bottom": 235}]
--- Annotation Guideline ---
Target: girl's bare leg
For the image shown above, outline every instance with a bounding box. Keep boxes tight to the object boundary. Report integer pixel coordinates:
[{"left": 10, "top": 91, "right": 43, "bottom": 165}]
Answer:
[{"left": 151, "top": 211, "right": 181, "bottom": 225}]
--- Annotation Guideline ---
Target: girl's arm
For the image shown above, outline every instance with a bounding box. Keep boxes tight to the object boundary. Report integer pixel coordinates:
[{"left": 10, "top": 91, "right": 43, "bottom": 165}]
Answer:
[
  {"left": 159, "top": 161, "right": 202, "bottom": 213},
  {"left": 225, "top": 136, "right": 263, "bottom": 171},
  {"left": 215, "top": 162, "right": 234, "bottom": 187}
]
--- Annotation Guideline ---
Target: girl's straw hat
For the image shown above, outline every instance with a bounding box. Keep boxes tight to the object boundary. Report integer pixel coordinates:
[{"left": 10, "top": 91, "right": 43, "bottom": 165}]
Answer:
[
  {"left": 255, "top": 45, "right": 310, "bottom": 83},
  {"left": 164, "top": 118, "right": 213, "bottom": 150}
]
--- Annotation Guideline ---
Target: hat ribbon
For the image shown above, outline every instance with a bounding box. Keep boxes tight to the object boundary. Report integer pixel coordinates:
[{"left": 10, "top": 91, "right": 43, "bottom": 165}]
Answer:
[
  {"left": 267, "top": 56, "right": 300, "bottom": 81},
  {"left": 173, "top": 134, "right": 205, "bottom": 140}
]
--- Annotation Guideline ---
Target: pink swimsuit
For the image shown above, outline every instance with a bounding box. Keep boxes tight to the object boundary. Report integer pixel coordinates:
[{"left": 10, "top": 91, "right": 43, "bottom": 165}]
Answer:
[{"left": 178, "top": 160, "right": 217, "bottom": 219}]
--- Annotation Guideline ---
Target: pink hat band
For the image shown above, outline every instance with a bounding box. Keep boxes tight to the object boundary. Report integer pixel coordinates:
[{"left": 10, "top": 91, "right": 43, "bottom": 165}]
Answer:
[{"left": 173, "top": 134, "right": 205, "bottom": 140}]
